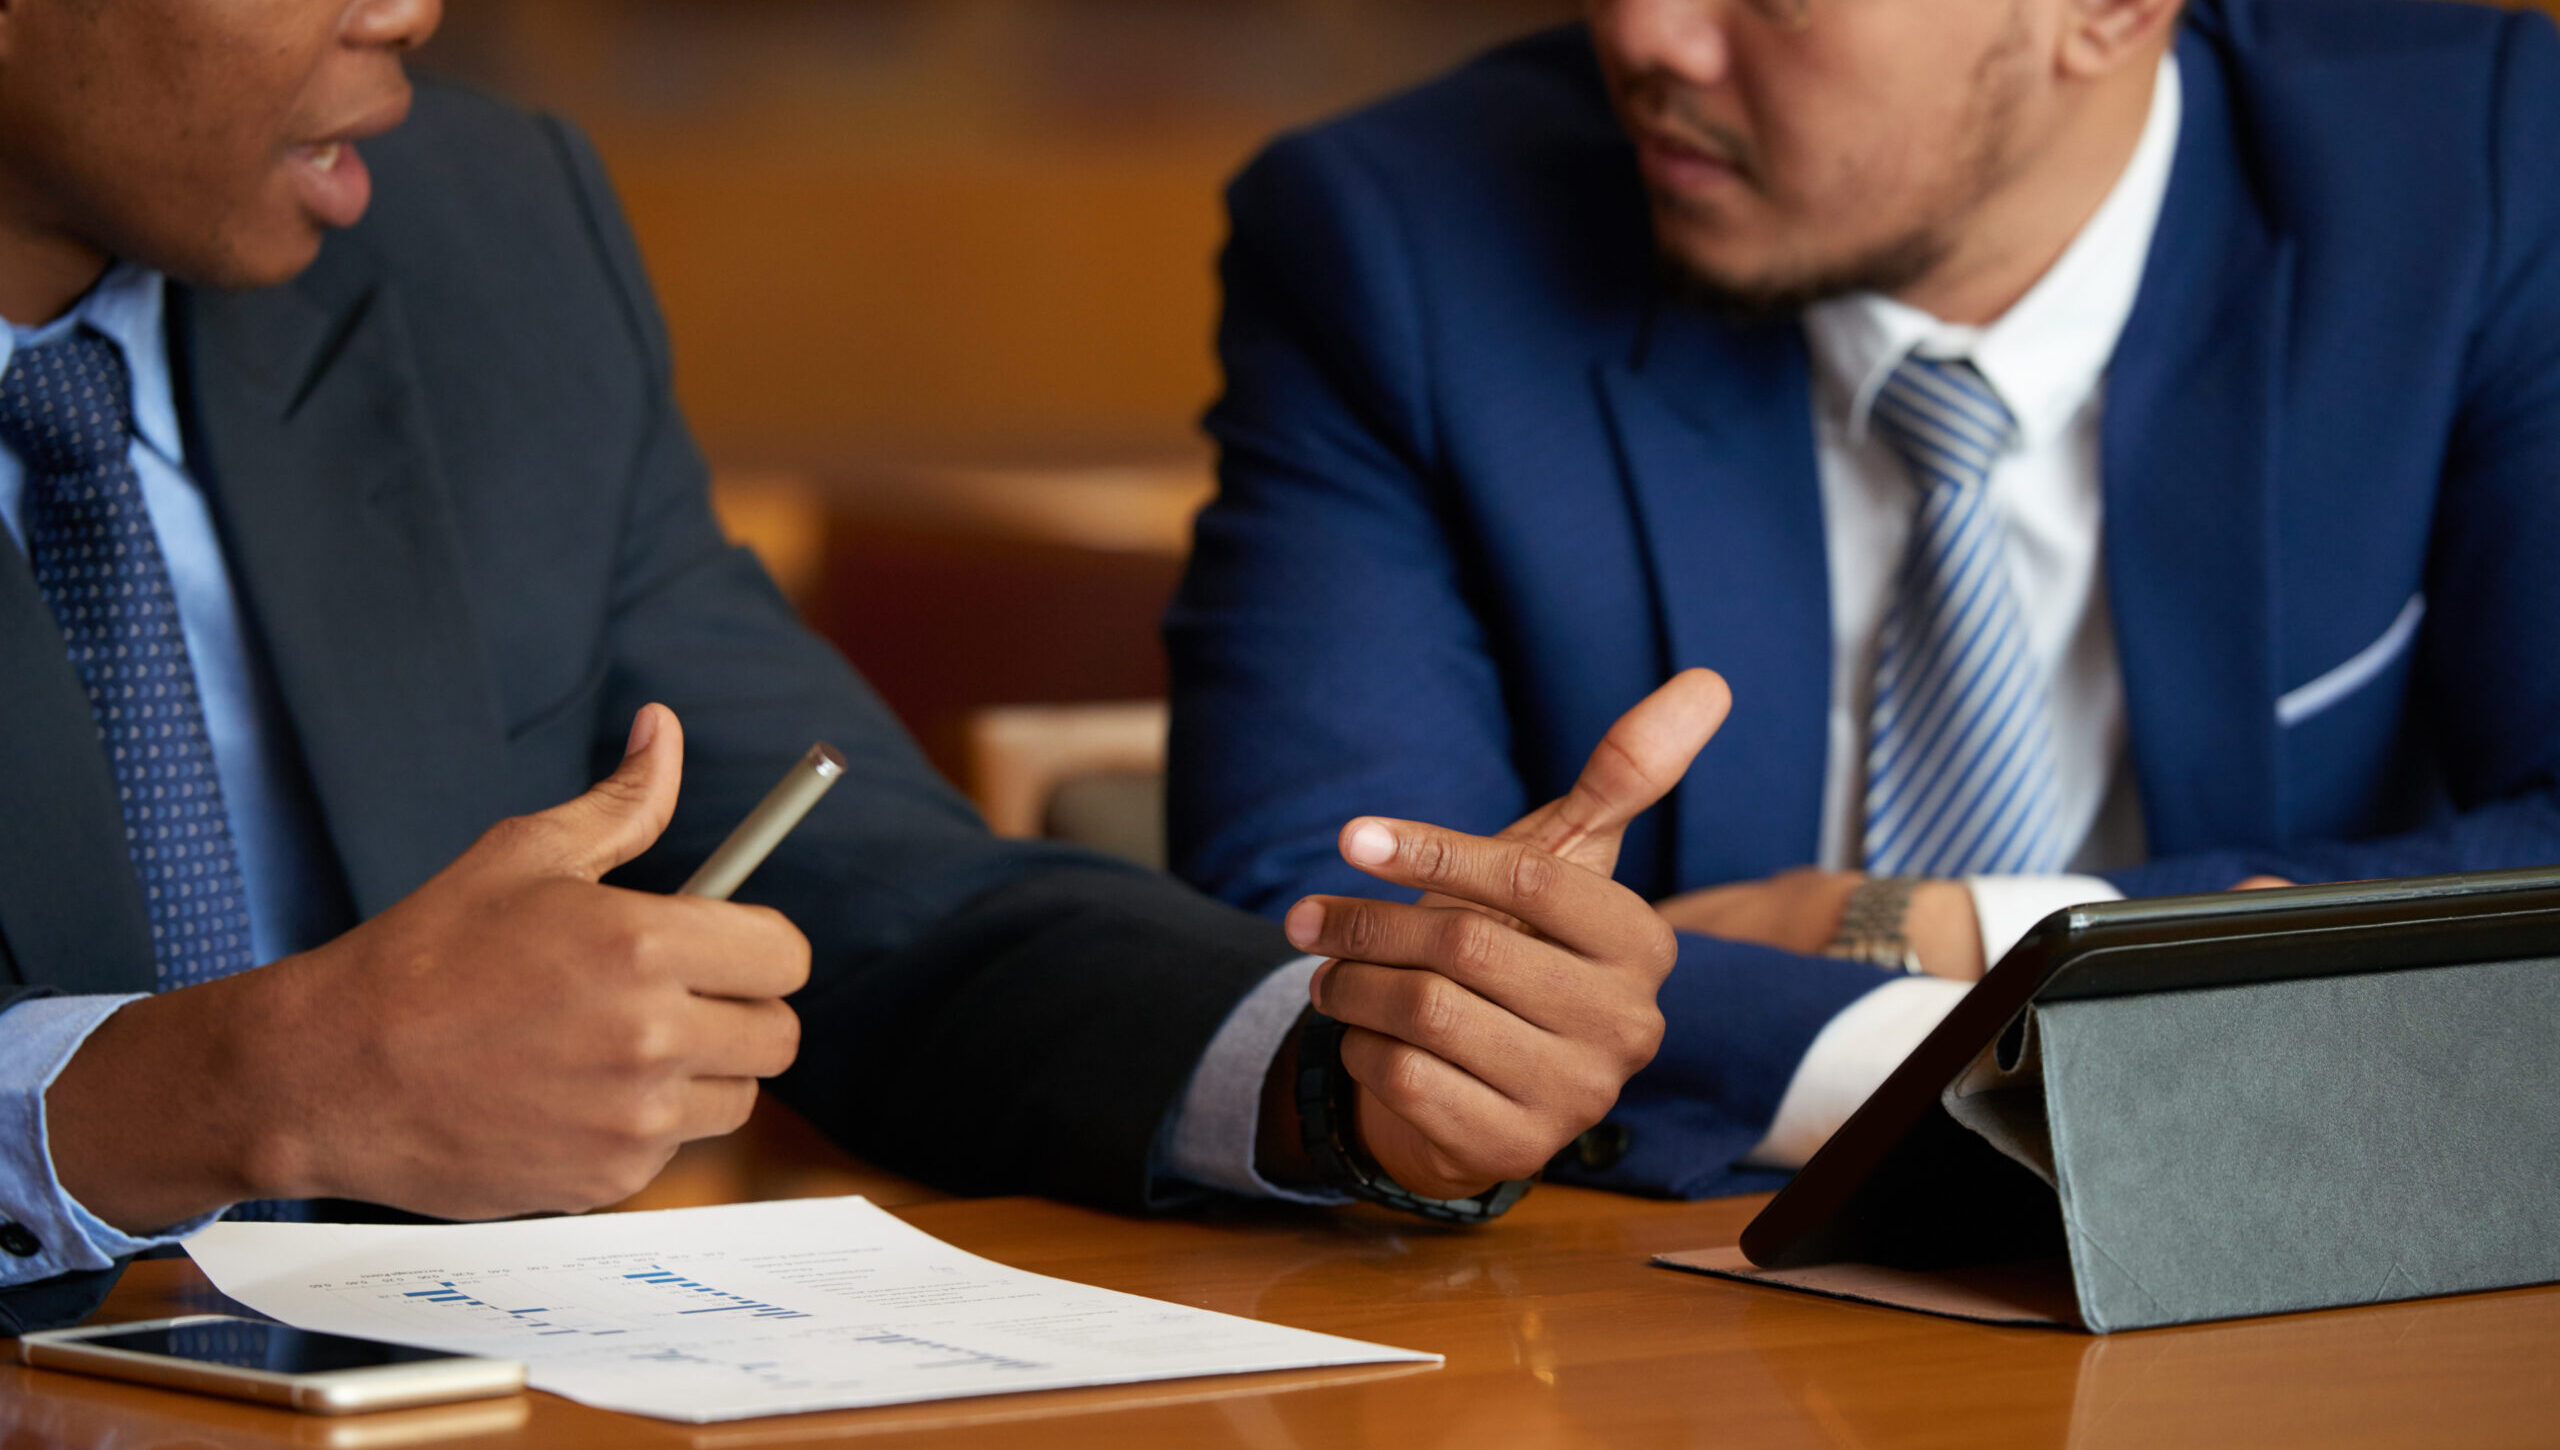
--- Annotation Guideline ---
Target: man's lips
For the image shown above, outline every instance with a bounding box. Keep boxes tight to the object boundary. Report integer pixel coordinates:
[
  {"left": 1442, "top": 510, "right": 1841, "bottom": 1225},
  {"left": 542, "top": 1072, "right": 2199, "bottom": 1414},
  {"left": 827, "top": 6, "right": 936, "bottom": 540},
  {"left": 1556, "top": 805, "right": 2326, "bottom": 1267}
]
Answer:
[
  {"left": 308, "top": 85, "right": 413, "bottom": 151},
  {"left": 1632, "top": 129, "right": 1752, "bottom": 197},
  {"left": 288, "top": 139, "right": 373, "bottom": 230},
  {"left": 286, "top": 92, "right": 411, "bottom": 231}
]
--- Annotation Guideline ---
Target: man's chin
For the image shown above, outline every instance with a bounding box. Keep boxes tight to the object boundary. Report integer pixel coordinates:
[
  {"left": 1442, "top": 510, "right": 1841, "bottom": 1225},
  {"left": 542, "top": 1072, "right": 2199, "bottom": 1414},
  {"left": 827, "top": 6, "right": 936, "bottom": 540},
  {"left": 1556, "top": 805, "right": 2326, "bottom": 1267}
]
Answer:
[
  {"left": 1659, "top": 258, "right": 1859, "bottom": 325},
  {"left": 1654, "top": 225, "right": 1950, "bottom": 323},
  {"left": 182, "top": 228, "right": 330, "bottom": 295}
]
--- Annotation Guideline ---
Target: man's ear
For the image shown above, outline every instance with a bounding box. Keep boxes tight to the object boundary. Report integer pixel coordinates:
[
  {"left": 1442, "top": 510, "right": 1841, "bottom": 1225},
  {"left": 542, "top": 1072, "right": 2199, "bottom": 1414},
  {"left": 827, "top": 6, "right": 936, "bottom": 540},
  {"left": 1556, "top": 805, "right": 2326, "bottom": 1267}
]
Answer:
[{"left": 2058, "top": 0, "right": 2183, "bottom": 78}]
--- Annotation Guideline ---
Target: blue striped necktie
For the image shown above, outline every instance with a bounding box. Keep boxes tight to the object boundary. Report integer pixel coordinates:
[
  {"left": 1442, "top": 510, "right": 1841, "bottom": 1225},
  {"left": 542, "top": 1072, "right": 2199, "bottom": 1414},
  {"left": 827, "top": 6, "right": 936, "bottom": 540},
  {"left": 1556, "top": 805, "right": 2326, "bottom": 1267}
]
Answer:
[
  {"left": 0, "top": 330, "right": 258, "bottom": 989},
  {"left": 1861, "top": 354, "right": 2068, "bottom": 878}
]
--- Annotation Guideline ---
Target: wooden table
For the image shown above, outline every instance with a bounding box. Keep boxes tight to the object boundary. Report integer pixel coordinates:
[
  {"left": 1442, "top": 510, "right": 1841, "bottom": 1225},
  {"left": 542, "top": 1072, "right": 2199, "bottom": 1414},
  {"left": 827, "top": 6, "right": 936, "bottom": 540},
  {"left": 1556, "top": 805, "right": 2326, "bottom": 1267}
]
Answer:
[{"left": 4, "top": 1186, "right": 2553, "bottom": 1448}]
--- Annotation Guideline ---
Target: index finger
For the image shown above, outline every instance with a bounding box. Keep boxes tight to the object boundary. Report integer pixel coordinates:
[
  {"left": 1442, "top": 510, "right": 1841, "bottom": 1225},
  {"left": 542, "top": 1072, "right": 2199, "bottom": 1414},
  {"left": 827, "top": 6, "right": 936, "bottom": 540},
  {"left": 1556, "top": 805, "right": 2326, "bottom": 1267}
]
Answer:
[
  {"left": 626, "top": 892, "right": 814, "bottom": 1000},
  {"left": 1334, "top": 816, "right": 1662, "bottom": 968},
  {"left": 1501, "top": 668, "right": 1729, "bottom": 874}
]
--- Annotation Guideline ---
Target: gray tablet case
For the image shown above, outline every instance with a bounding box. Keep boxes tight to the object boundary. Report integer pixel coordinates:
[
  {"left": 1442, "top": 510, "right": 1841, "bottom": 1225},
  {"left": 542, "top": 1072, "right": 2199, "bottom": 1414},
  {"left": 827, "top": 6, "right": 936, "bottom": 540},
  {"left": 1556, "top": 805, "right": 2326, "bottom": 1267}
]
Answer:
[{"left": 1659, "top": 869, "right": 2560, "bottom": 1332}]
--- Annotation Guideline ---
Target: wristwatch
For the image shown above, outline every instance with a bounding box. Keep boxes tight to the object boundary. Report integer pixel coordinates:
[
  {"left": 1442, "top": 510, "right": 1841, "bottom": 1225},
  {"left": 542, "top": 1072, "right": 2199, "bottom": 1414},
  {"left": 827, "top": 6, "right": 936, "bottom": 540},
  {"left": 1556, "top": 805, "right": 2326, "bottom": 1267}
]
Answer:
[
  {"left": 1294, "top": 1011, "right": 1532, "bottom": 1224},
  {"left": 1824, "top": 876, "right": 1928, "bottom": 974}
]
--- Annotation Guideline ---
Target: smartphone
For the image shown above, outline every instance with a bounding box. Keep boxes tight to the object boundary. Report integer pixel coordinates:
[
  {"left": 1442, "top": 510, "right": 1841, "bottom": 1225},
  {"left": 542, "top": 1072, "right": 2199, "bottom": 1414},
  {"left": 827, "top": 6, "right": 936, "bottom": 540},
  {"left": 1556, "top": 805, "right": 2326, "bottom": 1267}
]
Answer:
[{"left": 18, "top": 1314, "right": 526, "bottom": 1415}]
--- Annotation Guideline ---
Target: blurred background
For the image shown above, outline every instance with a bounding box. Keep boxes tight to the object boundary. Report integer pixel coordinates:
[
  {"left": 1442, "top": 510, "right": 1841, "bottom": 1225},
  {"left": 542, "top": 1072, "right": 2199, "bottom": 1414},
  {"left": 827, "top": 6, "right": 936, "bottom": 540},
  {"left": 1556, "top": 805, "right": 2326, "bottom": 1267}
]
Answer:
[{"left": 417, "top": 0, "right": 1574, "bottom": 793}]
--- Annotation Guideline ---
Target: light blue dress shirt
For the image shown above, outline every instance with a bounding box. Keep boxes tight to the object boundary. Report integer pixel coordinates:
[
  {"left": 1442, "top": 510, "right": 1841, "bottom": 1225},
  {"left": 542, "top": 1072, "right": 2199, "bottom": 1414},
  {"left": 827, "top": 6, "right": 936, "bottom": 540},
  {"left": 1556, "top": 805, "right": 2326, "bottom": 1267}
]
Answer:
[{"left": 0, "top": 266, "right": 337, "bottom": 1286}]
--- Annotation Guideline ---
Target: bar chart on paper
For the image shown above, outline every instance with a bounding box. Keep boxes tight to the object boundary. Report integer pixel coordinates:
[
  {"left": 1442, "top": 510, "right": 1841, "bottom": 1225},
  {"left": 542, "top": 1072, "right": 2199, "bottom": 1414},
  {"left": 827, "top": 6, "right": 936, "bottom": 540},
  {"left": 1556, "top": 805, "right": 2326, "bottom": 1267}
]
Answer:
[
  {"left": 396, "top": 1263, "right": 811, "bottom": 1333},
  {"left": 183, "top": 1197, "right": 1433, "bottom": 1422}
]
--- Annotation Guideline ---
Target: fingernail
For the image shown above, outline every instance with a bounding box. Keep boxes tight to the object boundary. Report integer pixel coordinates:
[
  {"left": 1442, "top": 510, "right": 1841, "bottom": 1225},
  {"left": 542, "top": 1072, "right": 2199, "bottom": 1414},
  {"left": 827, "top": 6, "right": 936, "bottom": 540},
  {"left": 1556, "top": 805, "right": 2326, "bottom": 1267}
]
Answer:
[
  {"left": 1308, "top": 959, "right": 1332, "bottom": 1009},
  {"left": 1345, "top": 820, "right": 1397, "bottom": 868},
  {"left": 1285, "top": 899, "right": 1325, "bottom": 950},
  {"left": 625, "top": 707, "right": 658, "bottom": 758}
]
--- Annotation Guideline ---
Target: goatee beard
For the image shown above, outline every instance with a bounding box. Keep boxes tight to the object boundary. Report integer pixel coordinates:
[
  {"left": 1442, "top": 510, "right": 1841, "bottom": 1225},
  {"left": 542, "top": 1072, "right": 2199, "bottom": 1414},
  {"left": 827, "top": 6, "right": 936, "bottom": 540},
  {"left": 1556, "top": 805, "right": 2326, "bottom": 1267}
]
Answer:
[{"left": 1652, "top": 221, "right": 1954, "bottom": 324}]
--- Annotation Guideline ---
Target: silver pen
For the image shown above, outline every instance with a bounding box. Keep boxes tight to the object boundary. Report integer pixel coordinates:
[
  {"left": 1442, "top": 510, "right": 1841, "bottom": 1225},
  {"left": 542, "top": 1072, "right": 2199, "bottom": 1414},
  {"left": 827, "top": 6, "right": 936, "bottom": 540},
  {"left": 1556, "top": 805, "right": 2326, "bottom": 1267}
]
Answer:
[{"left": 679, "top": 743, "right": 848, "bottom": 900}]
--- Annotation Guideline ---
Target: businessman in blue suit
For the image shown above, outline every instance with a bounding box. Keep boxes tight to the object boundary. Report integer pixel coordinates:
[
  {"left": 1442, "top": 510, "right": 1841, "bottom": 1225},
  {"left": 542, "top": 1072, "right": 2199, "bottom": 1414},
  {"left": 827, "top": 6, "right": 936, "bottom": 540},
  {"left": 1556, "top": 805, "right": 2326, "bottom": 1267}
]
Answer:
[{"left": 1170, "top": 0, "right": 2560, "bottom": 1198}]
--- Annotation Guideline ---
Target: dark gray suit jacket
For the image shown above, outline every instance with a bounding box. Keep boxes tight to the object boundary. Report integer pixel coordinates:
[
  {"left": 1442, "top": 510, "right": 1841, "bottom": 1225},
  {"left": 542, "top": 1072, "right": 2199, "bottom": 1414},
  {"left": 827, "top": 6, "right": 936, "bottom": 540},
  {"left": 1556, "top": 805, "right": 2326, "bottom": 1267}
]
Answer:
[{"left": 0, "top": 80, "right": 1293, "bottom": 1332}]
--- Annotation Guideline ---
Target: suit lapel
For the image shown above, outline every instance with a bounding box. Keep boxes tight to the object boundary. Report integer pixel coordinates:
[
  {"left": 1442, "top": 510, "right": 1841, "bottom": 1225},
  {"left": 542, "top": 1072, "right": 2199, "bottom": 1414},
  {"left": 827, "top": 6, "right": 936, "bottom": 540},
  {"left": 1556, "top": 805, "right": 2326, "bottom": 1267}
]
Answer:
[
  {"left": 2103, "top": 27, "right": 2296, "bottom": 855},
  {"left": 172, "top": 256, "right": 510, "bottom": 920},
  {"left": 1595, "top": 299, "right": 1832, "bottom": 886},
  {"left": 0, "top": 540, "right": 159, "bottom": 992}
]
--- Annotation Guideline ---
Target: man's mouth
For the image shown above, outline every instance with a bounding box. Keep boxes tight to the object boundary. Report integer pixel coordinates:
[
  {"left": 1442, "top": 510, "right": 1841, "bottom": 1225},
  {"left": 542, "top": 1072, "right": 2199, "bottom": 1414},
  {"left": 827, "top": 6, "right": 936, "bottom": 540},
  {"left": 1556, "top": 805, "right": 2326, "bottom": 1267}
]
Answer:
[
  {"left": 1644, "top": 129, "right": 1738, "bottom": 166},
  {"left": 1632, "top": 126, "right": 1755, "bottom": 199},
  {"left": 287, "top": 136, "right": 373, "bottom": 230},
  {"left": 286, "top": 89, "right": 411, "bottom": 232}
]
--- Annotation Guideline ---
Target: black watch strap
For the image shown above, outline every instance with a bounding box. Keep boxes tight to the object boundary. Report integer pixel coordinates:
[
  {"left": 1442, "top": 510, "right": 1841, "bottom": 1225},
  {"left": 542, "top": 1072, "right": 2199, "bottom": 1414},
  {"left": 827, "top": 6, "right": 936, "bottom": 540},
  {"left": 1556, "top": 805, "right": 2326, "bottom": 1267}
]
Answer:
[{"left": 1293, "top": 1010, "right": 1532, "bottom": 1224}]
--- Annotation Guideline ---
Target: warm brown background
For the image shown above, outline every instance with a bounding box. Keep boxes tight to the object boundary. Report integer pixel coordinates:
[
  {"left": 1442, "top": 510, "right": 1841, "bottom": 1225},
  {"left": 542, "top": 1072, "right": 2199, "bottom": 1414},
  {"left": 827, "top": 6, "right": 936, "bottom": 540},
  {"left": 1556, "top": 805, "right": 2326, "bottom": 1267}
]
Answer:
[{"left": 424, "top": 0, "right": 1576, "bottom": 474}]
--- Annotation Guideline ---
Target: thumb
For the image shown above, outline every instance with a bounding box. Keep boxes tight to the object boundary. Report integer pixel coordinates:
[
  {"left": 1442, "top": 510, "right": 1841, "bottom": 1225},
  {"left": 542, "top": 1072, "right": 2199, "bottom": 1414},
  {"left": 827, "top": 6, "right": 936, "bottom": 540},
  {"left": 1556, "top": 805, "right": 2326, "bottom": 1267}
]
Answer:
[
  {"left": 535, "top": 704, "right": 685, "bottom": 881},
  {"left": 1502, "top": 668, "right": 1730, "bottom": 877}
]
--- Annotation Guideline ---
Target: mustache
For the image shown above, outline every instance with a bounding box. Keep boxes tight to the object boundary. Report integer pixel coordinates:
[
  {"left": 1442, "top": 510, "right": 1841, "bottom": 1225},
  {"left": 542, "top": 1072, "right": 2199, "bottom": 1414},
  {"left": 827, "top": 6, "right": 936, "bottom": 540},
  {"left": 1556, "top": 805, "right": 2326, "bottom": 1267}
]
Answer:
[{"left": 1618, "top": 73, "right": 1762, "bottom": 184}]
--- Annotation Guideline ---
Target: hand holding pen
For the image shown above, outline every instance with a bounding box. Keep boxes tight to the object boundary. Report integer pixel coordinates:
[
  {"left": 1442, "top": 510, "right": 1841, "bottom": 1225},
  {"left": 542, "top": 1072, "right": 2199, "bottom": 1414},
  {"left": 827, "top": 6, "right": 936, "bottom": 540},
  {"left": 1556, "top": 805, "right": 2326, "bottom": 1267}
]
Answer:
[{"left": 50, "top": 706, "right": 841, "bottom": 1236}]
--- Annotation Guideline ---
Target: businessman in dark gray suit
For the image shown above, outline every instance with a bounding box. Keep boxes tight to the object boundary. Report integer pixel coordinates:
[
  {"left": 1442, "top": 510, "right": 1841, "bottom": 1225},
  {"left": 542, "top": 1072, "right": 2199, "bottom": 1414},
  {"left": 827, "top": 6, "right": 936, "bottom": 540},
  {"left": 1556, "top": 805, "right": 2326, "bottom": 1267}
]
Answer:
[{"left": 0, "top": 0, "right": 1722, "bottom": 1332}]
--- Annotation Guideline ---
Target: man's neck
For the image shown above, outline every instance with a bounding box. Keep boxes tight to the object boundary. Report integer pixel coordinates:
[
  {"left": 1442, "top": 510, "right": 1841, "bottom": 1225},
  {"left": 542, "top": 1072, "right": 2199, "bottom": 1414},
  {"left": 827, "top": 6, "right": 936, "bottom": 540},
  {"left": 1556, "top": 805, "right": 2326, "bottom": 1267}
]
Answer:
[
  {"left": 1889, "top": 52, "right": 2167, "bottom": 327},
  {"left": 0, "top": 220, "right": 112, "bottom": 328}
]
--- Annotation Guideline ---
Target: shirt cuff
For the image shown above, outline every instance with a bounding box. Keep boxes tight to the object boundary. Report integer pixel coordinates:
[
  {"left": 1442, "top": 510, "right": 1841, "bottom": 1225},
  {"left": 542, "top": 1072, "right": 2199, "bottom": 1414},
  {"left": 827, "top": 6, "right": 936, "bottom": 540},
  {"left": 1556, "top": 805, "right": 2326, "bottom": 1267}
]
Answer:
[
  {"left": 0, "top": 996, "right": 224, "bottom": 1285},
  {"left": 1745, "top": 974, "right": 1972, "bottom": 1170},
  {"left": 1964, "top": 873, "right": 2125, "bottom": 967},
  {"left": 1161, "top": 955, "right": 1350, "bottom": 1206}
]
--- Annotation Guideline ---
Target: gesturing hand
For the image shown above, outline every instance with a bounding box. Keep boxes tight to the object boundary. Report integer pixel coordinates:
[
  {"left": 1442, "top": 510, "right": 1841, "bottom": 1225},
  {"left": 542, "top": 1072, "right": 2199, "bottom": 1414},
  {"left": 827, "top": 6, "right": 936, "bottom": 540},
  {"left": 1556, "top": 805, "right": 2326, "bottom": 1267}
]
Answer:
[
  {"left": 1273, "top": 669, "right": 1731, "bottom": 1201},
  {"left": 50, "top": 705, "right": 812, "bottom": 1231}
]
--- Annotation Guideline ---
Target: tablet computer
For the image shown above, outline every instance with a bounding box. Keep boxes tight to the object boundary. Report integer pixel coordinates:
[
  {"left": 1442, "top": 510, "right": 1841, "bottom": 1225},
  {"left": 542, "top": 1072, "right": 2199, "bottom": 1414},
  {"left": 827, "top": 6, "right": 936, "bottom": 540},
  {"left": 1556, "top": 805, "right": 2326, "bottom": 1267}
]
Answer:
[{"left": 1736, "top": 863, "right": 2560, "bottom": 1272}]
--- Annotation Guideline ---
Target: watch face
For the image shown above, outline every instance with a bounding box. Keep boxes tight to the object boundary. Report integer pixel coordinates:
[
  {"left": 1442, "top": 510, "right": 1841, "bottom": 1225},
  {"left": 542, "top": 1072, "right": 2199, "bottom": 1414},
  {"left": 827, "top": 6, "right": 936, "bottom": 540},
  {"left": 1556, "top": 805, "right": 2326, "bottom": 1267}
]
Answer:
[{"left": 1826, "top": 935, "right": 1918, "bottom": 972}]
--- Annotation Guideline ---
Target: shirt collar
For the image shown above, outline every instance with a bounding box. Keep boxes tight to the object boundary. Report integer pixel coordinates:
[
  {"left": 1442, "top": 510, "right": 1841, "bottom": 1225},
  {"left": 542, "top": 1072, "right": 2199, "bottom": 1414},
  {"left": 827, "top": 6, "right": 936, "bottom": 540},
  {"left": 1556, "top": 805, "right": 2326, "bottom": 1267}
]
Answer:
[
  {"left": 1802, "top": 52, "right": 2184, "bottom": 455},
  {"left": 0, "top": 262, "right": 185, "bottom": 468}
]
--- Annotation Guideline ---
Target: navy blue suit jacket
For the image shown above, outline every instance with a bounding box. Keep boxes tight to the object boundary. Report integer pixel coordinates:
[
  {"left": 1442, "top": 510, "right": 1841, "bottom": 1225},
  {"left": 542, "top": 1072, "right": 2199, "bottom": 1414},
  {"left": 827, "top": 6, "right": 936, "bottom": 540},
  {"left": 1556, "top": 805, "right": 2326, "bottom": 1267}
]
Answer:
[{"left": 1168, "top": 0, "right": 2560, "bottom": 1198}]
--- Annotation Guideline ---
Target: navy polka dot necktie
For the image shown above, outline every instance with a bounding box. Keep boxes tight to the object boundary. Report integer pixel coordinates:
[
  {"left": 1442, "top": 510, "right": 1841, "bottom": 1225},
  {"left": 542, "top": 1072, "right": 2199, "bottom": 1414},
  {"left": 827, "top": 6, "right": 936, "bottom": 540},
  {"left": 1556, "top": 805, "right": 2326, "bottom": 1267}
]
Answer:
[{"left": 0, "top": 329, "right": 257, "bottom": 991}]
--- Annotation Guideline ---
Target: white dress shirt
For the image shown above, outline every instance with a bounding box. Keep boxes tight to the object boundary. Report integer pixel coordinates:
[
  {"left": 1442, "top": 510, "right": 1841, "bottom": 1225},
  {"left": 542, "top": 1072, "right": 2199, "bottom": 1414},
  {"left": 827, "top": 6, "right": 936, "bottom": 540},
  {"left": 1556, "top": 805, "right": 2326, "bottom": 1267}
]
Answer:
[{"left": 1749, "top": 55, "right": 2184, "bottom": 1166}]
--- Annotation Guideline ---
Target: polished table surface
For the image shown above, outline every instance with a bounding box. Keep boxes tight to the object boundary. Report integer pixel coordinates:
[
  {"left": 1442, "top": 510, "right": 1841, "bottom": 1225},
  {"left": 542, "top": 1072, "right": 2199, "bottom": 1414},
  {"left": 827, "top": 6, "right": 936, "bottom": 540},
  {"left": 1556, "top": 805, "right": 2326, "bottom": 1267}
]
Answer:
[{"left": 4, "top": 1184, "right": 2555, "bottom": 1449}]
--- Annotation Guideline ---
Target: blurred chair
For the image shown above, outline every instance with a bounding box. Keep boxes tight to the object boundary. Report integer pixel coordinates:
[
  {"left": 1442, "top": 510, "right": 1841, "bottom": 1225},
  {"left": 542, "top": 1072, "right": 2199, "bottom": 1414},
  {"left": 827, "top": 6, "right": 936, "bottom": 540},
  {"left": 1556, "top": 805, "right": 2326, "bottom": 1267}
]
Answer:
[
  {"left": 805, "top": 463, "right": 1207, "bottom": 784},
  {"left": 963, "top": 700, "right": 1170, "bottom": 870}
]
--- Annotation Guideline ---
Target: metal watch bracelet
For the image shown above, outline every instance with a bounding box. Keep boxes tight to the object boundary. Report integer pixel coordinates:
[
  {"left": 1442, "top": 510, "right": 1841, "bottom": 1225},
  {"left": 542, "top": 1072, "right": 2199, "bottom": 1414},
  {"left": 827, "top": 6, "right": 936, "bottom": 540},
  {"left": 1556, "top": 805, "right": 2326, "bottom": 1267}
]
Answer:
[{"left": 1823, "top": 875, "right": 1929, "bottom": 974}]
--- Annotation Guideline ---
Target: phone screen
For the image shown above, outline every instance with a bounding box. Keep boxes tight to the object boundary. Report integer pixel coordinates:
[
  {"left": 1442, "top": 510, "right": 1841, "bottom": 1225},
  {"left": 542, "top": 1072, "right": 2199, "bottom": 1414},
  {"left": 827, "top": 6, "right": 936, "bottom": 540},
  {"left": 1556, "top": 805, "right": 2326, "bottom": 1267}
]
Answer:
[{"left": 80, "top": 1320, "right": 468, "bottom": 1374}]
